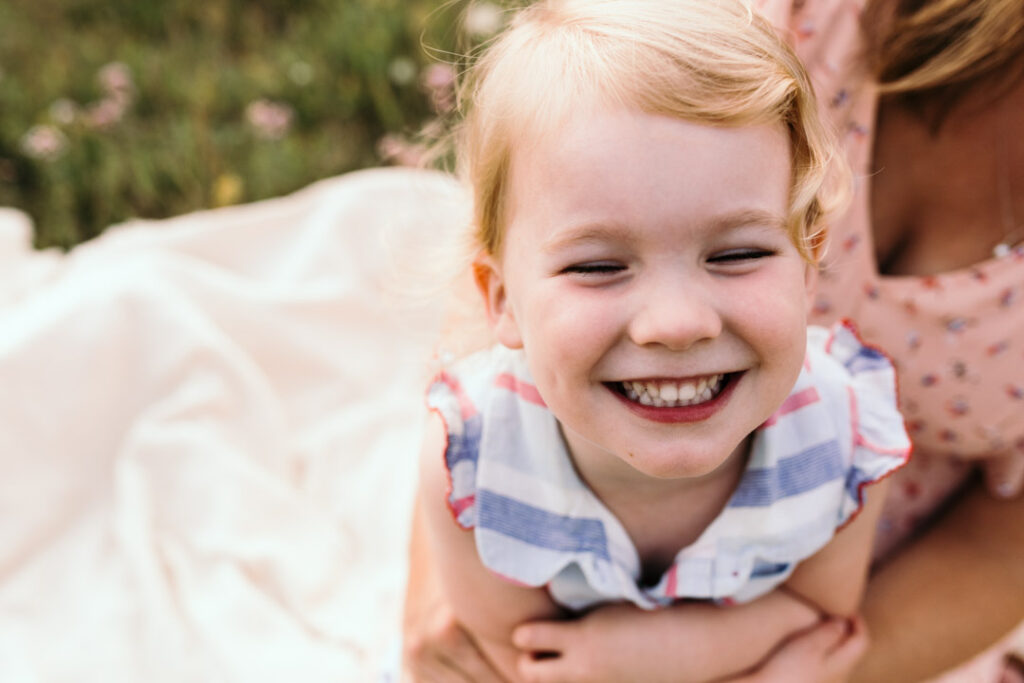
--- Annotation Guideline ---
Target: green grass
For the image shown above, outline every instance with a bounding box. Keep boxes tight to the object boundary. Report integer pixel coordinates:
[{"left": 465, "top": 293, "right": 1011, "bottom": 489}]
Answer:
[{"left": 0, "top": 0, "right": 483, "bottom": 249}]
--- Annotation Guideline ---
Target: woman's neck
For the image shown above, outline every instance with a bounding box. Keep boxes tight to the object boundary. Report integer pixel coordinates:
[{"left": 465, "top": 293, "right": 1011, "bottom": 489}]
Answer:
[{"left": 871, "top": 70, "right": 1024, "bottom": 275}]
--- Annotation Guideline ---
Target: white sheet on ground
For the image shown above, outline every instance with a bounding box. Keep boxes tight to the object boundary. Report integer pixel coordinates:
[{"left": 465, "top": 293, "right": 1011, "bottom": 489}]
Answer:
[{"left": 0, "top": 167, "right": 469, "bottom": 683}]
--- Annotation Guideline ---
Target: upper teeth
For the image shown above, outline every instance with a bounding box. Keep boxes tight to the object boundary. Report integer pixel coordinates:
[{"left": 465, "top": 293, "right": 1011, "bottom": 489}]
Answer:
[{"left": 623, "top": 375, "right": 724, "bottom": 407}]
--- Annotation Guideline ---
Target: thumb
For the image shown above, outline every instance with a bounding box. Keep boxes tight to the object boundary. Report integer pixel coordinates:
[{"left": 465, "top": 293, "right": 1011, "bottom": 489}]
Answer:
[
  {"left": 512, "top": 620, "right": 573, "bottom": 653},
  {"left": 984, "top": 453, "right": 1024, "bottom": 499},
  {"left": 820, "top": 616, "right": 870, "bottom": 680},
  {"left": 790, "top": 618, "right": 850, "bottom": 656}
]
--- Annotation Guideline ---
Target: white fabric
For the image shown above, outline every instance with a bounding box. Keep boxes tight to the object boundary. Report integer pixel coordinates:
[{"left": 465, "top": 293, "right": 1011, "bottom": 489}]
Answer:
[{"left": 0, "top": 168, "right": 469, "bottom": 682}]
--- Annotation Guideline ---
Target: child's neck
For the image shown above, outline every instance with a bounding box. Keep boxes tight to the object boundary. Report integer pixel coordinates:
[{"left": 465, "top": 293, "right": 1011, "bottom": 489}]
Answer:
[{"left": 571, "top": 437, "right": 751, "bottom": 585}]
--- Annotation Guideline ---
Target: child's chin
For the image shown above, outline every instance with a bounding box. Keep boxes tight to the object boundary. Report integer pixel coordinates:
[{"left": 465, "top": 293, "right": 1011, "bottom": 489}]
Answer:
[{"left": 620, "top": 447, "right": 736, "bottom": 481}]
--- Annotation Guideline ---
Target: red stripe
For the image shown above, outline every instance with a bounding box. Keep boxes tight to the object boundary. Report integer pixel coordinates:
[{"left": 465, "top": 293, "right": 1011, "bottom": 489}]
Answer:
[
  {"left": 451, "top": 494, "right": 476, "bottom": 518},
  {"left": 439, "top": 372, "right": 478, "bottom": 420},
  {"left": 836, "top": 384, "right": 911, "bottom": 531},
  {"left": 762, "top": 386, "right": 820, "bottom": 427},
  {"left": 495, "top": 373, "right": 547, "bottom": 407},
  {"left": 849, "top": 385, "right": 911, "bottom": 455},
  {"left": 665, "top": 564, "right": 678, "bottom": 598}
]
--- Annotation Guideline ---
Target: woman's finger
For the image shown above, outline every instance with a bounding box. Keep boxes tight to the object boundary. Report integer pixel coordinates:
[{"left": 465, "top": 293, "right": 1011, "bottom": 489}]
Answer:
[
  {"left": 820, "top": 616, "right": 870, "bottom": 679},
  {"left": 789, "top": 618, "right": 849, "bottom": 655},
  {"left": 404, "top": 654, "right": 473, "bottom": 683},
  {"left": 517, "top": 651, "right": 582, "bottom": 683},
  {"left": 984, "top": 453, "right": 1024, "bottom": 499},
  {"left": 404, "top": 616, "right": 498, "bottom": 683},
  {"left": 512, "top": 621, "right": 573, "bottom": 653},
  {"left": 439, "top": 638, "right": 507, "bottom": 683},
  {"left": 999, "top": 654, "right": 1024, "bottom": 683}
]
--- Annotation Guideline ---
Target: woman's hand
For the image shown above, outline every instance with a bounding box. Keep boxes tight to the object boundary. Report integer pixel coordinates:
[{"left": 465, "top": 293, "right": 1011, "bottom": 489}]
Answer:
[
  {"left": 402, "top": 485, "right": 508, "bottom": 683},
  {"left": 402, "top": 604, "right": 506, "bottom": 683},
  {"left": 729, "top": 617, "right": 869, "bottom": 683}
]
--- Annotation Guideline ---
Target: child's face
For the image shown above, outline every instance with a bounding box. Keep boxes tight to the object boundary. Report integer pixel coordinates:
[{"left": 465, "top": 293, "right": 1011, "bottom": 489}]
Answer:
[{"left": 475, "top": 108, "right": 815, "bottom": 484}]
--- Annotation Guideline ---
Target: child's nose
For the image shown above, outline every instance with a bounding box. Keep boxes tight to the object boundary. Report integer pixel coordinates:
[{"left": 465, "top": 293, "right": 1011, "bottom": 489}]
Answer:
[{"left": 627, "top": 284, "right": 723, "bottom": 350}]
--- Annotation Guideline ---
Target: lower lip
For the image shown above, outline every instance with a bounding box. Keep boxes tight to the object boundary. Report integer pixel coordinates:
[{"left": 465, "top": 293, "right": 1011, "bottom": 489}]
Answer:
[{"left": 608, "top": 374, "right": 741, "bottom": 424}]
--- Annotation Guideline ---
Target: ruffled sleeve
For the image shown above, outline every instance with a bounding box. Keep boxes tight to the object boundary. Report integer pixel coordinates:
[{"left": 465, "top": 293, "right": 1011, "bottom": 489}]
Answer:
[
  {"left": 426, "top": 370, "right": 483, "bottom": 530},
  {"left": 819, "top": 321, "right": 912, "bottom": 527}
]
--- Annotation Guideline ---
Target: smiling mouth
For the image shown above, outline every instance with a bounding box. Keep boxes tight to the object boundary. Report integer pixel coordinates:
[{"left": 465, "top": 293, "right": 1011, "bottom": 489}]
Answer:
[{"left": 611, "top": 374, "right": 732, "bottom": 408}]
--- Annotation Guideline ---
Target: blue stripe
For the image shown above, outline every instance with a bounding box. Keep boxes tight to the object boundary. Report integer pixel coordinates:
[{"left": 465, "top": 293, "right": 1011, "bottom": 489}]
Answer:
[
  {"left": 844, "top": 346, "right": 891, "bottom": 375},
  {"left": 477, "top": 489, "right": 611, "bottom": 562},
  {"left": 730, "top": 439, "right": 844, "bottom": 507},
  {"left": 445, "top": 414, "right": 482, "bottom": 469},
  {"left": 751, "top": 561, "right": 791, "bottom": 578},
  {"left": 845, "top": 466, "right": 872, "bottom": 503}
]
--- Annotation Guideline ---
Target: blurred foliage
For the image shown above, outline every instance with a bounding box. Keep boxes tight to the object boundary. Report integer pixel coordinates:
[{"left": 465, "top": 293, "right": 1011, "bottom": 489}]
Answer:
[{"left": 0, "top": 0, "right": 485, "bottom": 249}]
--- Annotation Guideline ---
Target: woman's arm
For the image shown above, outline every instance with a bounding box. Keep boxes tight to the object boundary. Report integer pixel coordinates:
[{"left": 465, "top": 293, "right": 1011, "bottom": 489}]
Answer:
[
  {"left": 406, "top": 412, "right": 562, "bottom": 682},
  {"left": 730, "top": 617, "right": 869, "bottom": 683},
  {"left": 850, "top": 476, "right": 1024, "bottom": 682},
  {"left": 403, "top": 492, "right": 508, "bottom": 682}
]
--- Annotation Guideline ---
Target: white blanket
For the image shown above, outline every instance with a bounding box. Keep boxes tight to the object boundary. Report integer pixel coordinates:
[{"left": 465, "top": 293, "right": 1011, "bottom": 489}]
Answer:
[{"left": 0, "top": 168, "right": 469, "bottom": 682}]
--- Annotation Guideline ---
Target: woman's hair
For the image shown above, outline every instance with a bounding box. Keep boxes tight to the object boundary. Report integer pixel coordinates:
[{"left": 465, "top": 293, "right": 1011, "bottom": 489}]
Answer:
[
  {"left": 455, "top": 0, "right": 846, "bottom": 263},
  {"left": 863, "top": 0, "right": 1024, "bottom": 97}
]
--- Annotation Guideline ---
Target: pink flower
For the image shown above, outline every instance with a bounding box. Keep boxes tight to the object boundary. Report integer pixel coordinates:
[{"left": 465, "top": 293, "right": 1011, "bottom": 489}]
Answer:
[
  {"left": 98, "top": 62, "right": 134, "bottom": 97},
  {"left": 20, "top": 125, "right": 67, "bottom": 160},
  {"left": 421, "top": 63, "right": 457, "bottom": 113},
  {"left": 422, "top": 62, "right": 455, "bottom": 93},
  {"left": 245, "top": 99, "right": 295, "bottom": 140},
  {"left": 83, "top": 98, "right": 126, "bottom": 130},
  {"left": 377, "top": 134, "right": 427, "bottom": 167}
]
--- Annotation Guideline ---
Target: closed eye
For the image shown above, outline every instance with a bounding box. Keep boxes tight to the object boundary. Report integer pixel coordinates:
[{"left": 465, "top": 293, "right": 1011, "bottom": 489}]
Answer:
[
  {"left": 561, "top": 261, "right": 627, "bottom": 275},
  {"left": 706, "top": 248, "right": 775, "bottom": 264}
]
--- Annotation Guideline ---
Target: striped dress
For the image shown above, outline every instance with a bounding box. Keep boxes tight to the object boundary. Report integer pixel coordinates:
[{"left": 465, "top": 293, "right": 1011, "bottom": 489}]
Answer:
[{"left": 427, "top": 322, "right": 910, "bottom": 611}]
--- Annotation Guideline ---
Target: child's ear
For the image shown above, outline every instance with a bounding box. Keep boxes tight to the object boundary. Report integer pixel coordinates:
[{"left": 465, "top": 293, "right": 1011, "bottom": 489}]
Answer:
[{"left": 472, "top": 252, "right": 524, "bottom": 349}]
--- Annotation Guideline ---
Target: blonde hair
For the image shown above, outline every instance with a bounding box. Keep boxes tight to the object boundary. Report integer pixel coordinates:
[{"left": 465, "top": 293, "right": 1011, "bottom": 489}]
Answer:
[
  {"left": 456, "top": 0, "right": 845, "bottom": 263},
  {"left": 863, "top": 0, "right": 1024, "bottom": 95}
]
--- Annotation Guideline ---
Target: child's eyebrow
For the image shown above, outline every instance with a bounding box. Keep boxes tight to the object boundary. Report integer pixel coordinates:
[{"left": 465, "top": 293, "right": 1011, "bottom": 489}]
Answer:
[
  {"left": 709, "top": 209, "right": 788, "bottom": 234},
  {"left": 541, "top": 224, "right": 639, "bottom": 252},
  {"left": 541, "top": 209, "right": 787, "bottom": 252}
]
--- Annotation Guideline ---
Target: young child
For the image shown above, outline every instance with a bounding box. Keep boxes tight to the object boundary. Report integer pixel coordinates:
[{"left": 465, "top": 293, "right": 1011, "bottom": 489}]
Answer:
[{"left": 410, "top": 1, "right": 910, "bottom": 680}]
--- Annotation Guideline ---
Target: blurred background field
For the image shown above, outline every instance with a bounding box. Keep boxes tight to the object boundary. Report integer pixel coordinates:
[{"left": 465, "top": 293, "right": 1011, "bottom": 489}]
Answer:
[{"left": 0, "top": 0, "right": 504, "bottom": 250}]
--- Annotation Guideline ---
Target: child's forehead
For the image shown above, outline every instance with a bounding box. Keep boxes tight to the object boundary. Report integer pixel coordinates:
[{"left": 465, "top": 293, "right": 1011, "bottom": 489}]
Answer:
[
  {"left": 506, "top": 107, "right": 792, "bottom": 188},
  {"left": 499, "top": 111, "right": 794, "bottom": 255}
]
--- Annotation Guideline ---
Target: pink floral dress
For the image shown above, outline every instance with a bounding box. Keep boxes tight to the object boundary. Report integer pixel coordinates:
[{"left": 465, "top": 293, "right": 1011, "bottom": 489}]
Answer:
[{"left": 754, "top": 0, "right": 1024, "bottom": 678}]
